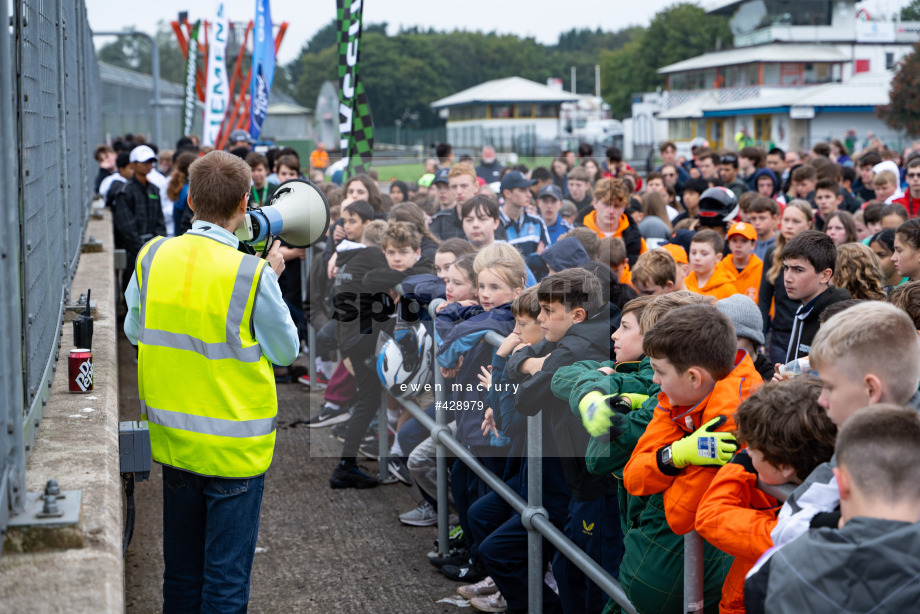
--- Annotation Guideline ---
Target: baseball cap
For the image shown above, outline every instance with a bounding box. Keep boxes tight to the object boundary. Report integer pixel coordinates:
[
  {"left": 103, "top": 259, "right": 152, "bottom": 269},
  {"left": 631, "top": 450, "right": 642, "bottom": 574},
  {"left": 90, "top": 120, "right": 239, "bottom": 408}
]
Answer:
[
  {"left": 432, "top": 168, "right": 450, "bottom": 185},
  {"left": 538, "top": 184, "right": 563, "bottom": 201},
  {"left": 129, "top": 145, "right": 157, "bottom": 163},
  {"left": 660, "top": 242, "right": 688, "bottom": 264},
  {"left": 230, "top": 129, "right": 253, "bottom": 144},
  {"left": 500, "top": 170, "right": 536, "bottom": 193},
  {"left": 727, "top": 221, "right": 757, "bottom": 241}
]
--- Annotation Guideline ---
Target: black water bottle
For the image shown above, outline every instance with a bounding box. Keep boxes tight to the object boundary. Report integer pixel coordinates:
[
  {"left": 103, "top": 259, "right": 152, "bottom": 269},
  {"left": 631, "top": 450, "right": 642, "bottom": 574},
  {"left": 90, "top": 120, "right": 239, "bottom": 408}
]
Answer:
[{"left": 73, "top": 288, "right": 94, "bottom": 350}]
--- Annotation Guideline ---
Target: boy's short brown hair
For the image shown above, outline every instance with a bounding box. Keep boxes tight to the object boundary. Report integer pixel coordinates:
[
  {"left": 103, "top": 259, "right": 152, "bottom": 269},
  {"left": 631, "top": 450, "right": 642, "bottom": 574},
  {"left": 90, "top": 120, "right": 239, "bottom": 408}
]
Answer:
[
  {"left": 568, "top": 166, "right": 591, "bottom": 184},
  {"left": 863, "top": 201, "right": 887, "bottom": 225},
  {"left": 749, "top": 196, "right": 780, "bottom": 216},
  {"left": 887, "top": 280, "right": 920, "bottom": 329},
  {"left": 360, "top": 220, "right": 388, "bottom": 248},
  {"left": 381, "top": 221, "right": 421, "bottom": 251},
  {"left": 737, "top": 191, "right": 759, "bottom": 214},
  {"left": 536, "top": 268, "right": 604, "bottom": 318},
  {"left": 188, "top": 151, "right": 251, "bottom": 226},
  {"left": 631, "top": 250, "right": 677, "bottom": 288},
  {"left": 836, "top": 405, "right": 920, "bottom": 503},
  {"left": 811, "top": 302, "right": 920, "bottom": 404},
  {"left": 873, "top": 170, "right": 897, "bottom": 188},
  {"left": 460, "top": 195, "right": 500, "bottom": 220},
  {"left": 791, "top": 165, "right": 816, "bottom": 183},
  {"left": 814, "top": 178, "right": 840, "bottom": 195},
  {"left": 598, "top": 236, "right": 627, "bottom": 268},
  {"left": 245, "top": 151, "right": 269, "bottom": 171},
  {"left": 735, "top": 377, "right": 837, "bottom": 481},
  {"left": 621, "top": 295, "right": 654, "bottom": 323},
  {"left": 593, "top": 177, "right": 630, "bottom": 205},
  {"left": 643, "top": 303, "right": 736, "bottom": 379},
  {"left": 94, "top": 144, "right": 114, "bottom": 161},
  {"left": 782, "top": 230, "right": 836, "bottom": 275},
  {"left": 638, "top": 290, "right": 713, "bottom": 334},
  {"left": 691, "top": 228, "right": 724, "bottom": 255},
  {"left": 512, "top": 286, "right": 541, "bottom": 320},
  {"left": 276, "top": 154, "right": 300, "bottom": 173},
  {"left": 561, "top": 227, "right": 600, "bottom": 260},
  {"left": 449, "top": 162, "right": 477, "bottom": 182}
]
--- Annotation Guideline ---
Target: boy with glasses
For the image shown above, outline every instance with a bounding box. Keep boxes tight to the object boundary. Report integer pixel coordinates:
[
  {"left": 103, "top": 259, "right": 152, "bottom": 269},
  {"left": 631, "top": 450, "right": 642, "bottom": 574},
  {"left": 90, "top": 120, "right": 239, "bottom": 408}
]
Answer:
[{"left": 892, "top": 158, "right": 920, "bottom": 217}]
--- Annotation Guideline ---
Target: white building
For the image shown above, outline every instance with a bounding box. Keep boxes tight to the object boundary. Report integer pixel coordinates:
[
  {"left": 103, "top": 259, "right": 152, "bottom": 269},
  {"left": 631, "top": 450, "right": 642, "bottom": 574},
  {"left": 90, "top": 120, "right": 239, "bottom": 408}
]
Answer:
[
  {"left": 649, "top": 0, "right": 919, "bottom": 154},
  {"left": 430, "top": 77, "right": 583, "bottom": 153}
]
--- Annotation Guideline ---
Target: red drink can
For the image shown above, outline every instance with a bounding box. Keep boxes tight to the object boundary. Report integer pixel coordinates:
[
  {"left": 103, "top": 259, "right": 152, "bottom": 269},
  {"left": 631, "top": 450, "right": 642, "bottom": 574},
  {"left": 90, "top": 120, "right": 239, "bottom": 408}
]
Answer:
[{"left": 69, "top": 349, "right": 93, "bottom": 392}]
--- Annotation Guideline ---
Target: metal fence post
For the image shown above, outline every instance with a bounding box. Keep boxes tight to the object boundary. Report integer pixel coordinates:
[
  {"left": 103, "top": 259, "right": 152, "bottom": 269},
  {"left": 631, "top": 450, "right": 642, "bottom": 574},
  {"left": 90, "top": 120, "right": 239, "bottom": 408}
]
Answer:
[
  {"left": 684, "top": 531, "right": 705, "bottom": 613},
  {"left": 430, "top": 299, "right": 449, "bottom": 556},
  {"left": 526, "top": 414, "right": 544, "bottom": 613},
  {"left": 0, "top": 0, "right": 26, "bottom": 532},
  {"left": 378, "top": 390, "right": 389, "bottom": 482}
]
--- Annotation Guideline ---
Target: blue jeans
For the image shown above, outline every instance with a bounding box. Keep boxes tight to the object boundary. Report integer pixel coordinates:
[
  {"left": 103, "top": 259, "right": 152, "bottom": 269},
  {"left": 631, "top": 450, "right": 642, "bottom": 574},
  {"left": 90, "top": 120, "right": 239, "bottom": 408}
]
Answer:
[{"left": 162, "top": 465, "right": 265, "bottom": 614}]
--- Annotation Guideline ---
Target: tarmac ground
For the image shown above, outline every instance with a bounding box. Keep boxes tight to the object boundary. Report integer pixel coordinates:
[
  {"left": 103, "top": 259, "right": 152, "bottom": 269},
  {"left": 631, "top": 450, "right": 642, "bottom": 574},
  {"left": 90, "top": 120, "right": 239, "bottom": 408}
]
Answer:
[{"left": 119, "top": 333, "right": 463, "bottom": 614}]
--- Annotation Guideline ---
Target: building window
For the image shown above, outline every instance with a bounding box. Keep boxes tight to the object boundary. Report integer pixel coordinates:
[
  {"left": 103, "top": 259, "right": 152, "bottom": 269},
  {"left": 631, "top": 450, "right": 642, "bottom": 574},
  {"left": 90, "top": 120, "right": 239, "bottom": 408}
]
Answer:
[
  {"left": 754, "top": 115, "right": 771, "bottom": 143},
  {"left": 490, "top": 104, "right": 513, "bottom": 119},
  {"left": 535, "top": 104, "right": 557, "bottom": 118},
  {"left": 886, "top": 52, "right": 895, "bottom": 70},
  {"left": 669, "top": 119, "right": 695, "bottom": 141}
]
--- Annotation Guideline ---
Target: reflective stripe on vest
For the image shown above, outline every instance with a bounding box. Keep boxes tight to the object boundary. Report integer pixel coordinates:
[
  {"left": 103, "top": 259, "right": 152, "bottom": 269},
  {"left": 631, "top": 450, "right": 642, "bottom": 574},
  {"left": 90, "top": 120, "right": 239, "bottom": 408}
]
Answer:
[
  {"left": 141, "top": 400, "right": 277, "bottom": 438},
  {"left": 136, "top": 233, "right": 277, "bottom": 478},
  {"left": 138, "top": 236, "right": 263, "bottom": 363}
]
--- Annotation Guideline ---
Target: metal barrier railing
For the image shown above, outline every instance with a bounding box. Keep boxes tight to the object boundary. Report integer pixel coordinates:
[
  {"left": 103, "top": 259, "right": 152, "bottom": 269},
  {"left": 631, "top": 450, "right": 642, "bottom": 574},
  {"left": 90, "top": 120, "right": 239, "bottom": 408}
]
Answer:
[
  {"left": 302, "top": 275, "right": 800, "bottom": 613},
  {"left": 390, "top": 298, "right": 637, "bottom": 613}
]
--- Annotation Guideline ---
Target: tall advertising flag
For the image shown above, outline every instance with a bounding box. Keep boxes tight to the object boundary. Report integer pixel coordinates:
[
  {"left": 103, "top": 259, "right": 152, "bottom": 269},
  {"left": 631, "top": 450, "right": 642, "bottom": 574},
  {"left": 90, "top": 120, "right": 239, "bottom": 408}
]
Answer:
[
  {"left": 203, "top": 3, "right": 229, "bottom": 147},
  {"left": 182, "top": 21, "right": 201, "bottom": 138},
  {"left": 336, "top": 0, "right": 374, "bottom": 178},
  {"left": 249, "top": 0, "right": 274, "bottom": 141}
]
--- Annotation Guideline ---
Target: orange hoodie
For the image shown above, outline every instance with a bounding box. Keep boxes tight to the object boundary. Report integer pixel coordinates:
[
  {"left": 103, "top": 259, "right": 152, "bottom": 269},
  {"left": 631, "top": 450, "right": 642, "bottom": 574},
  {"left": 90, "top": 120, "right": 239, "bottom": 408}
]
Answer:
[
  {"left": 623, "top": 350, "right": 762, "bottom": 535},
  {"left": 583, "top": 210, "right": 647, "bottom": 284},
  {"left": 685, "top": 264, "right": 738, "bottom": 300},
  {"left": 696, "top": 458, "right": 779, "bottom": 614},
  {"left": 717, "top": 254, "right": 763, "bottom": 303}
]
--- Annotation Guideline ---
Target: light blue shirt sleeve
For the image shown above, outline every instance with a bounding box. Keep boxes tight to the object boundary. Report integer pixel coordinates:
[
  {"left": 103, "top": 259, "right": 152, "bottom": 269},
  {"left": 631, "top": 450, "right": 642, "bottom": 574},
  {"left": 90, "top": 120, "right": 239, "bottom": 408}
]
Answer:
[
  {"left": 253, "top": 265, "right": 300, "bottom": 366},
  {"left": 121, "top": 222, "right": 300, "bottom": 366}
]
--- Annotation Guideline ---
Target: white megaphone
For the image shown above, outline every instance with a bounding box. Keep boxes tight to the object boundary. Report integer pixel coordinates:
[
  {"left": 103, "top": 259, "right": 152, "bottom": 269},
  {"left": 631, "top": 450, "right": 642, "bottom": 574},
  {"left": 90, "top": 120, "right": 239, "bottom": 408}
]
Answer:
[{"left": 235, "top": 178, "right": 331, "bottom": 248}]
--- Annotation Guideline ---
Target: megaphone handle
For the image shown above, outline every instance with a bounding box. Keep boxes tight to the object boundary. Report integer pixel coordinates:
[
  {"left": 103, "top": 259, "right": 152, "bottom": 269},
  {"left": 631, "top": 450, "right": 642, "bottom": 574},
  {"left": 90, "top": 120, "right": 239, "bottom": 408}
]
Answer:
[{"left": 261, "top": 233, "right": 274, "bottom": 259}]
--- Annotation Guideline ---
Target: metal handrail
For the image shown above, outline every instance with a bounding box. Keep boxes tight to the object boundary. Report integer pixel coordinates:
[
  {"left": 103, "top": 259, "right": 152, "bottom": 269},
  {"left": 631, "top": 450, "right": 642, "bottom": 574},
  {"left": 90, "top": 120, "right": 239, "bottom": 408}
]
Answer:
[{"left": 422, "top": 298, "right": 637, "bottom": 614}]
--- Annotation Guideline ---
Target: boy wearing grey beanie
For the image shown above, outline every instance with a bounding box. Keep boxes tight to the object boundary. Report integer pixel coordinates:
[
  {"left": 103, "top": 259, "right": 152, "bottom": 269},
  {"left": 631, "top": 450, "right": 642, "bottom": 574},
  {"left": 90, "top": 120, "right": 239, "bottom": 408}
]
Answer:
[{"left": 716, "top": 294, "right": 774, "bottom": 382}]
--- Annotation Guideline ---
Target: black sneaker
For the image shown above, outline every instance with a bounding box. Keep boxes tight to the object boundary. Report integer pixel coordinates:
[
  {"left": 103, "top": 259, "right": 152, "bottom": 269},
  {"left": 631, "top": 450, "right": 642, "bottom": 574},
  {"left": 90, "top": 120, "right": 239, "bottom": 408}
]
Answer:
[
  {"left": 387, "top": 458, "right": 412, "bottom": 485},
  {"left": 329, "top": 462, "right": 379, "bottom": 489},
  {"left": 306, "top": 403, "right": 351, "bottom": 428},
  {"left": 428, "top": 549, "right": 470, "bottom": 569},
  {"left": 441, "top": 562, "right": 486, "bottom": 583},
  {"left": 331, "top": 420, "right": 349, "bottom": 442},
  {"left": 358, "top": 435, "right": 379, "bottom": 460}
]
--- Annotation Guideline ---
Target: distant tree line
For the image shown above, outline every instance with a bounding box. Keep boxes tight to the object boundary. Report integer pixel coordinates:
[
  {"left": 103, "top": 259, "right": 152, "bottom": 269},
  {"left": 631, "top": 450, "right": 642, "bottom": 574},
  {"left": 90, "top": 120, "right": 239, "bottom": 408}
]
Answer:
[{"left": 96, "top": 4, "right": 731, "bottom": 128}]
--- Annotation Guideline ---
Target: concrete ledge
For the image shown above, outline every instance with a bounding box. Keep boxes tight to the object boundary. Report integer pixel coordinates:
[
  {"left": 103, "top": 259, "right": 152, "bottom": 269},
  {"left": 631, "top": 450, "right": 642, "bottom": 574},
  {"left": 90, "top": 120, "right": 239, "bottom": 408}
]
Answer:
[{"left": 0, "top": 206, "right": 125, "bottom": 613}]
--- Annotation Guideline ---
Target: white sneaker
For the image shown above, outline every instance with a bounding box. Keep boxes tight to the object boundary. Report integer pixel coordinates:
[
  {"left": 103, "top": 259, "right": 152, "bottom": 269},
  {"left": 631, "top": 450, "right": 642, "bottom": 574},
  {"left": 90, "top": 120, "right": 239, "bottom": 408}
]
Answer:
[
  {"left": 470, "top": 592, "right": 506, "bottom": 612},
  {"left": 398, "top": 501, "right": 438, "bottom": 526},
  {"left": 457, "top": 576, "right": 498, "bottom": 599}
]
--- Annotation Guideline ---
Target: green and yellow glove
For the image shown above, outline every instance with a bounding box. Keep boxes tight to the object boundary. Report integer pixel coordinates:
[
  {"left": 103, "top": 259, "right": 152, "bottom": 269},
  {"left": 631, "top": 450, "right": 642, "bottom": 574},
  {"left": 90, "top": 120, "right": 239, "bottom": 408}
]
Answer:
[
  {"left": 669, "top": 415, "right": 738, "bottom": 468},
  {"left": 578, "top": 391, "right": 649, "bottom": 437}
]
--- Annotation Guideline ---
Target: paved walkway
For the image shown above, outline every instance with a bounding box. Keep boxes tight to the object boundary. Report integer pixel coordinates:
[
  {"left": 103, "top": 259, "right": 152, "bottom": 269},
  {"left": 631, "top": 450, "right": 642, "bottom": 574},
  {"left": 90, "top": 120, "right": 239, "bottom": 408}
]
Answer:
[{"left": 120, "top": 335, "right": 462, "bottom": 613}]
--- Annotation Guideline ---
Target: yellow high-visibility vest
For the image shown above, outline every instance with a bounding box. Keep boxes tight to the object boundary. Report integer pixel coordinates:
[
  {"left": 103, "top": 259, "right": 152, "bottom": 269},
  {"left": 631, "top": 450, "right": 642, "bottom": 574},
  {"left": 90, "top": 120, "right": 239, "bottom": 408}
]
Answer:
[{"left": 136, "top": 233, "right": 277, "bottom": 478}]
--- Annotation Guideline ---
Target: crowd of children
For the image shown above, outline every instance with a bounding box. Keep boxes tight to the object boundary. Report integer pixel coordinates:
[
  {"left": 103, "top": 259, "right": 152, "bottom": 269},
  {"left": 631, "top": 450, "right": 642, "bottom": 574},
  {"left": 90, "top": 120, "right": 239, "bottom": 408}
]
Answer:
[{"left": 101, "top": 133, "right": 920, "bottom": 613}]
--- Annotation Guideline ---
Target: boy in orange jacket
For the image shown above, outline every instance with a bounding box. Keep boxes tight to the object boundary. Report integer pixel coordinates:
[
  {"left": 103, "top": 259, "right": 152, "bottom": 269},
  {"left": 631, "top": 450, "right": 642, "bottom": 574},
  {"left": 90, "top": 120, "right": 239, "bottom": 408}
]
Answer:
[
  {"left": 718, "top": 222, "right": 763, "bottom": 302},
  {"left": 685, "top": 230, "right": 738, "bottom": 300},
  {"left": 696, "top": 377, "right": 837, "bottom": 614},
  {"left": 623, "top": 303, "right": 761, "bottom": 535}
]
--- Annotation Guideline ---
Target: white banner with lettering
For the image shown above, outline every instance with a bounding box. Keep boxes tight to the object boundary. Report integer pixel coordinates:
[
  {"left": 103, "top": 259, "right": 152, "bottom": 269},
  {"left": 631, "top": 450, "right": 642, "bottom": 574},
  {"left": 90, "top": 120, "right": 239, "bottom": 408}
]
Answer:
[{"left": 202, "top": 3, "right": 229, "bottom": 146}]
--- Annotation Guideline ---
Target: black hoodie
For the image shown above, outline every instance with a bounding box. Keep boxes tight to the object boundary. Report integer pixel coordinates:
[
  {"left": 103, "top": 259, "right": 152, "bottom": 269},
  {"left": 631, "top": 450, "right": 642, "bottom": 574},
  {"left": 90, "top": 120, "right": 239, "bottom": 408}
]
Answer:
[
  {"left": 512, "top": 304, "right": 621, "bottom": 501},
  {"left": 785, "top": 287, "right": 851, "bottom": 362}
]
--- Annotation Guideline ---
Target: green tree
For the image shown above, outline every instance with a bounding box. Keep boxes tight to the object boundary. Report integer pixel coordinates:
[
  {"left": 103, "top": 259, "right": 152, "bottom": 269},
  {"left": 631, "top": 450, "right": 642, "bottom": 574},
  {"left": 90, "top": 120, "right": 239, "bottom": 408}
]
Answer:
[
  {"left": 600, "top": 3, "right": 732, "bottom": 117},
  {"left": 97, "top": 21, "right": 186, "bottom": 84},
  {"left": 902, "top": 0, "right": 920, "bottom": 21},
  {"left": 879, "top": 42, "right": 920, "bottom": 136}
]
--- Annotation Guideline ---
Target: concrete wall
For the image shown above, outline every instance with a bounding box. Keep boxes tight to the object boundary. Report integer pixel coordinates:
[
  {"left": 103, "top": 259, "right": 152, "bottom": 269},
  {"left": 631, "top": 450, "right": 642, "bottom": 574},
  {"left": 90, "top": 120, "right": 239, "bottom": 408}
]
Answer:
[{"left": 0, "top": 207, "right": 124, "bottom": 612}]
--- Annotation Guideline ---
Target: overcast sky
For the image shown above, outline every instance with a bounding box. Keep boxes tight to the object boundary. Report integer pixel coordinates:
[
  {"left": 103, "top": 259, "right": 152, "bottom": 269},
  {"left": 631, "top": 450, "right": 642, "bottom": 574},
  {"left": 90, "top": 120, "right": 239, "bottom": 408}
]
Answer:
[
  {"left": 85, "top": 0, "right": 909, "bottom": 65},
  {"left": 86, "top": 0, "right": 696, "bottom": 65}
]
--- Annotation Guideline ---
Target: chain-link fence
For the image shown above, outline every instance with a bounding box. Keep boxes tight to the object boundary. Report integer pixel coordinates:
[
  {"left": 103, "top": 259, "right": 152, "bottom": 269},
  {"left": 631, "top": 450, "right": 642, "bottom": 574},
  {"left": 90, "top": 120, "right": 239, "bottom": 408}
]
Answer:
[{"left": 0, "top": 0, "right": 100, "bottom": 546}]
